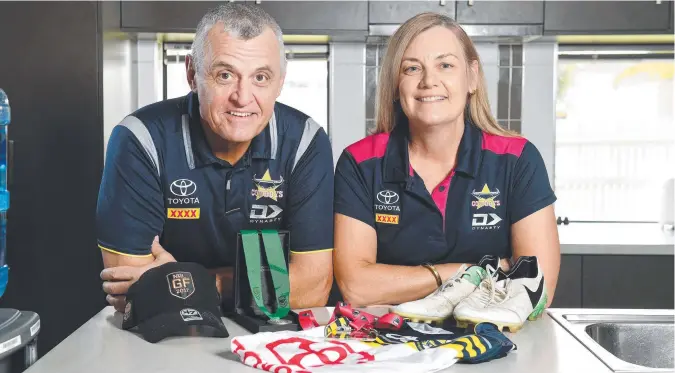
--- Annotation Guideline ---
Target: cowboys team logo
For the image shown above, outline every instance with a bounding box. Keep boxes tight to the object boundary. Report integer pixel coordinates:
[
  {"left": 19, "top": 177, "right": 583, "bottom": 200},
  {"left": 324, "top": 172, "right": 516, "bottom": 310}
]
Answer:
[
  {"left": 167, "top": 271, "right": 195, "bottom": 299},
  {"left": 252, "top": 169, "right": 284, "bottom": 201},
  {"left": 471, "top": 184, "right": 501, "bottom": 209}
]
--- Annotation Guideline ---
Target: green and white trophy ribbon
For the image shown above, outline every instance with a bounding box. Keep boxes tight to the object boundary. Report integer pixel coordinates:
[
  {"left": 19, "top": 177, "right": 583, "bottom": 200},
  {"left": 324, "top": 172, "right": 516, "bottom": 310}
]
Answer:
[{"left": 240, "top": 230, "right": 290, "bottom": 324}]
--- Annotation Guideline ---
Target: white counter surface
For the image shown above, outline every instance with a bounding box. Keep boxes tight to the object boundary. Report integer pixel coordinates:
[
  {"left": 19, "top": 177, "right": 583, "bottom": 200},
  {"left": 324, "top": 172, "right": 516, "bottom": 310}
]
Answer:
[
  {"left": 559, "top": 223, "right": 674, "bottom": 255},
  {"left": 24, "top": 306, "right": 612, "bottom": 373}
]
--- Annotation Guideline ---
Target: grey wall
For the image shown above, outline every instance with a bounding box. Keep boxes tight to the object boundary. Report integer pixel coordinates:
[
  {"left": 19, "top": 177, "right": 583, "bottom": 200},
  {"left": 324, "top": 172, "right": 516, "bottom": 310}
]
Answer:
[
  {"left": 329, "top": 43, "right": 367, "bottom": 166},
  {"left": 522, "top": 42, "right": 557, "bottom": 186},
  {"left": 102, "top": 35, "right": 163, "bottom": 155}
]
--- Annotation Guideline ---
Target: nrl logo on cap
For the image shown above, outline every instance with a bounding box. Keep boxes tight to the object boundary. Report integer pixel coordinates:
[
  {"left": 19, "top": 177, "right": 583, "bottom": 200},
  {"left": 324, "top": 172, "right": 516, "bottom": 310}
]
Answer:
[{"left": 167, "top": 271, "right": 195, "bottom": 299}]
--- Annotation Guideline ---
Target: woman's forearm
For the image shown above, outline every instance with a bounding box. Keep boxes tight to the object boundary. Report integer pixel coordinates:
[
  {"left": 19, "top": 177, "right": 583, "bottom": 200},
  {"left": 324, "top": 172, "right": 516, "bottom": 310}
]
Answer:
[{"left": 337, "top": 261, "right": 466, "bottom": 307}]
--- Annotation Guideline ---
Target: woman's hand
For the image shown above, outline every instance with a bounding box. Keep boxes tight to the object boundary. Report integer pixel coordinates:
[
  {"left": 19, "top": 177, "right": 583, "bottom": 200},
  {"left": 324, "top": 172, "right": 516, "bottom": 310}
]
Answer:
[{"left": 499, "top": 258, "right": 511, "bottom": 272}]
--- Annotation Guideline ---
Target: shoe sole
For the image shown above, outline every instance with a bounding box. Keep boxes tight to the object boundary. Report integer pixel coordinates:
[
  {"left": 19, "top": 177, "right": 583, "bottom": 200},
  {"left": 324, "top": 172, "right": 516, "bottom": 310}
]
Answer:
[
  {"left": 454, "top": 316, "right": 524, "bottom": 333},
  {"left": 454, "top": 291, "right": 549, "bottom": 333},
  {"left": 391, "top": 310, "right": 448, "bottom": 324}
]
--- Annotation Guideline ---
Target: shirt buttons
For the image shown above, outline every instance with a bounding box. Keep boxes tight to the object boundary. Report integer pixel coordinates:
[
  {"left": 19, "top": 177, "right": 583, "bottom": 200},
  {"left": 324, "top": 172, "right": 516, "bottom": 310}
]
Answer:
[{"left": 439, "top": 185, "right": 446, "bottom": 192}]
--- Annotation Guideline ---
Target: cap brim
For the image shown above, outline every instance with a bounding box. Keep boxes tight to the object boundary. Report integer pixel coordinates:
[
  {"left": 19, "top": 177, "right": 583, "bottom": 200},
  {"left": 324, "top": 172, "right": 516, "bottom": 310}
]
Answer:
[{"left": 137, "top": 309, "right": 229, "bottom": 343}]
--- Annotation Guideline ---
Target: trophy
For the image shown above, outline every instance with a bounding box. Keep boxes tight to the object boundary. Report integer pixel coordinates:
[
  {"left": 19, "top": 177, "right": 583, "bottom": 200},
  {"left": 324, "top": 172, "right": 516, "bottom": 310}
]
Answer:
[{"left": 232, "top": 229, "right": 298, "bottom": 333}]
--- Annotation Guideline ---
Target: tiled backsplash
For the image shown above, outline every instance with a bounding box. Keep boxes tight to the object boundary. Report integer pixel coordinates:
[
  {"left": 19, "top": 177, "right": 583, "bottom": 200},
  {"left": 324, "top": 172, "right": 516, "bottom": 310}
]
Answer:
[
  {"left": 364, "top": 41, "right": 523, "bottom": 135},
  {"left": 497, "top": 44, "right": 523, "bottom": 133}
]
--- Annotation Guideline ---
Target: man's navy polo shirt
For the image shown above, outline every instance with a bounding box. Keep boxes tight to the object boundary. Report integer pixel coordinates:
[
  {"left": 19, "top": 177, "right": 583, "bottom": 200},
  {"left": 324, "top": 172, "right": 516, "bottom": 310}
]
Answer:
[
  {"left": 96, "top": 92, "right": 334, "bottom": 266},
  {"left": 334, "top": 119, "right": 556, "bottom": 266}
]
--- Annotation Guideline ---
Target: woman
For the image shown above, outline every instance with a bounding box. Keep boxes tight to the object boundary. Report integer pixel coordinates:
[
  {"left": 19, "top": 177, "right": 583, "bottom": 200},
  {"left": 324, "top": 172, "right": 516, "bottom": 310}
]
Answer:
[{"left": 333, "top": 13, "right": 560, "bottom": 329}]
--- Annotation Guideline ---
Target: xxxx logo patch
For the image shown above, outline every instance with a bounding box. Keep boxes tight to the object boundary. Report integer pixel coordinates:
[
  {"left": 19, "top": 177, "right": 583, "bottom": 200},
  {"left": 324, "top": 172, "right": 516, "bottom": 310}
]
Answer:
[
  {"left": 167, "top": 208, "right": 200, "bottom": 219},
  {"left": 376, "top": 213, "right": 399, "bottom": 224}
]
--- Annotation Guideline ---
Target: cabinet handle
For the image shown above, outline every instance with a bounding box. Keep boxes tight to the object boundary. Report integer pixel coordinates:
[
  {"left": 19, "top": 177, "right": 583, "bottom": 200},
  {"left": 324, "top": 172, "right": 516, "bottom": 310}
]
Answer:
[
  {"left": 656, "top": 0, "right": 662, "bottom": 4},
  {"left": 439, "top": 0, "right": 446, "bottom": 6},
  {"left": 468, "top": 0, "right": 475, "bottom": 6}
]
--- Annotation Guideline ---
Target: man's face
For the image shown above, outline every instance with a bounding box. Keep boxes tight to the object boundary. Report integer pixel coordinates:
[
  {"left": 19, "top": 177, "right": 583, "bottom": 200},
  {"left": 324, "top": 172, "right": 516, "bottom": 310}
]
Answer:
[{"left": 189, "top": 23, "right": 285, "bottom": 144}]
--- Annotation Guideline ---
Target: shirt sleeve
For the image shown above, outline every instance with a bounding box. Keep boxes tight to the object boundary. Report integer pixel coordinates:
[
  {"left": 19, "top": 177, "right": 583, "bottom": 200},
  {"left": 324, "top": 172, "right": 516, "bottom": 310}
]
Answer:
[
  {"left": 509, "top": 141, "right": 557, "bottom": 224},
  {"left": 285, "top": 123, "right": 334, "bottom": 254},
  {"left": 334, "top": 150, "right": 375, "bottom": 228},
  {"left": 96, "top": 123, "right": 165, "bottom": 256}
]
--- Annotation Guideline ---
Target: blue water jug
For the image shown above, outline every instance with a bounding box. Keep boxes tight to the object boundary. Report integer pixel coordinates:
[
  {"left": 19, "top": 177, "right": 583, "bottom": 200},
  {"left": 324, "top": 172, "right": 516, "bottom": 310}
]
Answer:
[{"left": 0, "top": 88, "right": 11, "bottom": 297}]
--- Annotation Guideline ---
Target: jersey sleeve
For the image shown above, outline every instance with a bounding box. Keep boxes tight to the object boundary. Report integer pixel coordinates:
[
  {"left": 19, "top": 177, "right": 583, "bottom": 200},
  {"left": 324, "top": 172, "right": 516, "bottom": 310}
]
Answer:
[
  {"left": 285, "top": 123, "right": 334, "bottom": 254},
  {"left": 96, "top": 123, "right": 165, "bottom": 256},
  {"left": 509, "top": 141, "right": 557, "bottom": 224},
  {"left": 334, "top": 150, "right": 375, "bottom": 228}
]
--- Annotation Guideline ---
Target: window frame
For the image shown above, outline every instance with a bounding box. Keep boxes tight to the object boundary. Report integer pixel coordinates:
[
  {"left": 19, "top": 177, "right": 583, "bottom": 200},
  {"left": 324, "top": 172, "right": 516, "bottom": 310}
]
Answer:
[{"left": 554, "top": 44, "right": 674, "bottom": 224}]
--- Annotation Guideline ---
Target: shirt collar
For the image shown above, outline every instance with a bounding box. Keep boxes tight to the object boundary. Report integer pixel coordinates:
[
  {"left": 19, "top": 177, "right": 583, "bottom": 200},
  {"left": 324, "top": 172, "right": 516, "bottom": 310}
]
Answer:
[
  {"left": 383, "top": 113, "right": 482, "bottom": 183},
  {"left": 185, "top": 92, "right": 276, "bottom": 169}
]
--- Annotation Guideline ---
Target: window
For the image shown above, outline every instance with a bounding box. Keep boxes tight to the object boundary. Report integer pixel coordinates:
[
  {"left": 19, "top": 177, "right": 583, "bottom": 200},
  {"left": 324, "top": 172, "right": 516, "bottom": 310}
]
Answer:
[
  {"left": 555, "top": 47, "right": 674, "bottom": 222},
  {"left": 164, "top": 43, "right": 329, "bottom": 134}
]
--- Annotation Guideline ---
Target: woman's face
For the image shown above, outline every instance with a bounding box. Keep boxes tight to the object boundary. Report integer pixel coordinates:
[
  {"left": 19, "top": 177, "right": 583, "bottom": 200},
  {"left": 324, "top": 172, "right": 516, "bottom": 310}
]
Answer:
[{"left": 397, "top": 26, "right": 477, "bottom": 129}]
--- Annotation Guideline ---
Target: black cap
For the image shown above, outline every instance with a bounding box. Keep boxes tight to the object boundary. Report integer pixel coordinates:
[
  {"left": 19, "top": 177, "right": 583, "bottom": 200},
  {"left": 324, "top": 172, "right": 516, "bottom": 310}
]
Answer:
[{"left": 122, "top": 262, "right": 229, "bottom": 343}]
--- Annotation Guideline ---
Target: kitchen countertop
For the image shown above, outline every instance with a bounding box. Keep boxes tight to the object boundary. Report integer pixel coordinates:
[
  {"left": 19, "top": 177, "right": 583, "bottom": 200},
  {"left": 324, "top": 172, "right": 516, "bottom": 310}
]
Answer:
[
  {"left": 24, "top": 306, "right": 612, "bottom": 373},
  {"left": 559, "top": 222, "right": 674, "bottom": 255}
]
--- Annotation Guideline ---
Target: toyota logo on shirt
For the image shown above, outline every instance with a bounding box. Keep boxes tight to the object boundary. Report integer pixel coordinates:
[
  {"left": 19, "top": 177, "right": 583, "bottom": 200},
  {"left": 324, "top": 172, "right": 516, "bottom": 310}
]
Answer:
[
  {"left": 170, "top": 179, "right": 197, "bottom": 197},
  {"left": 377, "top": 190, "right": 399, "bottom": 205}
]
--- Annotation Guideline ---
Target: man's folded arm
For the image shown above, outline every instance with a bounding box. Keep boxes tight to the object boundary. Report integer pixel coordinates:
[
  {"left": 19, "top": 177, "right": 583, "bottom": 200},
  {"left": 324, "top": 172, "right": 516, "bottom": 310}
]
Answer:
[
  {"left": 97, "top": 119, "right": 165, "bottom": 263},
  {"left": 285, "top": 119, "right": 335, "bottom": 308},
  {"left": 97, "top": 120, "right": 167, "bottom": 310}
]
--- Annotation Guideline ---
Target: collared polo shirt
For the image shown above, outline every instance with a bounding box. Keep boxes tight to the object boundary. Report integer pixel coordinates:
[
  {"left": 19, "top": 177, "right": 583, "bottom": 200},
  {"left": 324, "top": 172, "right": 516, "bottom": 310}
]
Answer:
[
  {"left": 96, "top": 92, "right": 334, "bottom": 267},
  {"left": 334, "top": 119, "right": 556, "bottom": 266}
]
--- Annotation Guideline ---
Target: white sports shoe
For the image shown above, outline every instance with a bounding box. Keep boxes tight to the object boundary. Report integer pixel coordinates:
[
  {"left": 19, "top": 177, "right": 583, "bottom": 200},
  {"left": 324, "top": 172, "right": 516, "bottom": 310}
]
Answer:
[
  {"left": 453, "top": 256, "right": 547, "bottom": 333},
  {"left": 390, "top": 256, "right": 500, "bottom": 323}
]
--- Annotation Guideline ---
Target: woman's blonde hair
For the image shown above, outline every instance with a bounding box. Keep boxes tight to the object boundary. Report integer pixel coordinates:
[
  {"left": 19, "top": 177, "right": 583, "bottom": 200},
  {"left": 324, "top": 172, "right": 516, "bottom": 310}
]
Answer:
[{"left": 374, "top": 12, "right": 514, "bottom": 136}]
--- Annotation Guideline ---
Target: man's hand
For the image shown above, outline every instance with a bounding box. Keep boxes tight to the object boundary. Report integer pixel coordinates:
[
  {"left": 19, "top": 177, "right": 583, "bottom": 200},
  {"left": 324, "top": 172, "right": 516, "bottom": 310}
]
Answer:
[{"left": 100, "top": 237, "right": 176, "bottom": 312}]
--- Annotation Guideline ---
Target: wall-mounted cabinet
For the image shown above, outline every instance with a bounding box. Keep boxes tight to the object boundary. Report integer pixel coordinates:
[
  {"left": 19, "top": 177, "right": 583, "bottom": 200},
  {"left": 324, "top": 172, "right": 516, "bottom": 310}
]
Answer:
[
  {"left": 369, "top": 1, "right": 456, "bottom": 24},
  {"left": 455, "top": 1, "right": 543, "bottom": 25},
  {"left": 117, "top": 1, "right": 367, "bottom": 34},
  {"left": 544, "top": 0, "right": 673, "bottom": 35},
  {"left": 120, "top": 1, "right": 223, "bottom": 32},
  {"left": 251, "top": 1, "right": 368, "bottom": 33},
  {"left": 108, "top": 1, "right": 674, "bottom": 36}
]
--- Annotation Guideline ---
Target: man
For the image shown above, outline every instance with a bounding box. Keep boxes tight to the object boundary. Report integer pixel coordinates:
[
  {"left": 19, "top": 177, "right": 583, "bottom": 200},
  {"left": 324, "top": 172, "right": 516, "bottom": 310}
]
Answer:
[{"left": 96, "top": 3, "right": 334, "bottom": 313}]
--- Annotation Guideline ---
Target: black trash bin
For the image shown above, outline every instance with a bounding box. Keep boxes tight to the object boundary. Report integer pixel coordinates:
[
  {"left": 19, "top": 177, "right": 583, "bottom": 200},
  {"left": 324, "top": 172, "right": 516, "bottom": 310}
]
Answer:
[{"left": 0, "top": 309, "right": 39, "bottom": 373}]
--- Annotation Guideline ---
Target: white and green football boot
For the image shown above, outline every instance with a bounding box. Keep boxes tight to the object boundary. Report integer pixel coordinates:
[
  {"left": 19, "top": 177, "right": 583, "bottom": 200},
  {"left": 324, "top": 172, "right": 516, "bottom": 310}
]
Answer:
[
  {"left": 390, "top": 256, "right": 500, "bottom": 323},
  {"left": 453, "top": 255, "right": 547, "bottom": 333}
]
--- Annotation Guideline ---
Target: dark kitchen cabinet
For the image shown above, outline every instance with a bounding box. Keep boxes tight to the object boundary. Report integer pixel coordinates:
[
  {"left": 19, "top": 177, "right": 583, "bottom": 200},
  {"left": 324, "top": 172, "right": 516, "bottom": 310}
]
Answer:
[
  {"left": 369, "top": 1, "right": 456, "bottom": 24},
  {"left": 0, "top": 1, "right": 105, "bottom": 359},
  {"left": 582, "top": 255, "right": 674, "bottom": 309},
  {"left": 455, "top": 1, "right": 543, "bottom": 24},
  {"left": 118, "top": 1, "right": 367, "bottom": 34},
  {"left": 550, "top": 255, "right": 582, "bottom": 308},
  {"left": 251, "top": 1, "right": 368, "bottom": 33},
  {"left": 544, "top": 1, "right": 673, "bottom": 34},
  {"left": 120, "top": 1, "right": 226, "bottom": 32}
]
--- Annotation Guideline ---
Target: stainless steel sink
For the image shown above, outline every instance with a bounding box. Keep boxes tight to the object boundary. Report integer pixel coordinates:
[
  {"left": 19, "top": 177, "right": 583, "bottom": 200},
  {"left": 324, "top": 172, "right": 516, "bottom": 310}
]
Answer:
[{"left": 548, "top": 309, "right": 675, "bottom": 373}]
